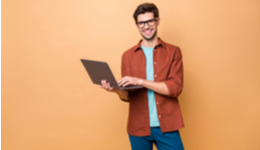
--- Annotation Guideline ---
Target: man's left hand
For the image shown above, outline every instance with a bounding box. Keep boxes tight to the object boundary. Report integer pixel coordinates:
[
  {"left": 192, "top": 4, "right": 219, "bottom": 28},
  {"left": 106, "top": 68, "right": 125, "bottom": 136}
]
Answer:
[{"left": 118, "top": 76, "right": 144, "bottom": 87}]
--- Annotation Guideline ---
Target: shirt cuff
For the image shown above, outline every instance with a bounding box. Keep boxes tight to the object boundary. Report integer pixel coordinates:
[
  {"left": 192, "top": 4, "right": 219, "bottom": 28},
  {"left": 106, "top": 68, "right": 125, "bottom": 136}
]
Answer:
[
  {"left": 164, "top": 80, "right": 182, "bottom": 98},
  {"left": 120, "top": 97, "right": 130, "bottom": 102}
]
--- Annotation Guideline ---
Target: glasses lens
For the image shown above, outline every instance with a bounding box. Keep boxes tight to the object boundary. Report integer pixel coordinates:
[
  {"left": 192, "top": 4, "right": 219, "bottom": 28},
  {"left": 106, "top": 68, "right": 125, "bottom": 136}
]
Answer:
[
  {"left": 138, "top": 22, "right": 145, "bottom": 28},
  {"left": 147, "top": 20, "right": 155, "bottom": 26}
]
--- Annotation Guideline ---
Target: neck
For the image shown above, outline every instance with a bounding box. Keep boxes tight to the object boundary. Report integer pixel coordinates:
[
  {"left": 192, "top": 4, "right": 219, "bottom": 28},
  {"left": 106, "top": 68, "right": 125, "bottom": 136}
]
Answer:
[{"left": 141, "top": 36, "right": 158, "bottom": 48}]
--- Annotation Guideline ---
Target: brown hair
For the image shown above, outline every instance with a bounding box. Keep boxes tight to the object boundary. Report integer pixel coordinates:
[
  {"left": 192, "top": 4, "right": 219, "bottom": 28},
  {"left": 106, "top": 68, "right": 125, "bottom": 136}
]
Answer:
[{"left": 133, "top": 3, "right": 159, "bottom": 23}]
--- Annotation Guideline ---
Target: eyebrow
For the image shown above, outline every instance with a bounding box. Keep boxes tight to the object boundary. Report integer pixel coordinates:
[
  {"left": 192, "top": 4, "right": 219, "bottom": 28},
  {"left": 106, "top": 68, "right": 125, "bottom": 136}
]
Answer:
[{"left": 137, "top": 18, "right": 155, "bottom": 23}]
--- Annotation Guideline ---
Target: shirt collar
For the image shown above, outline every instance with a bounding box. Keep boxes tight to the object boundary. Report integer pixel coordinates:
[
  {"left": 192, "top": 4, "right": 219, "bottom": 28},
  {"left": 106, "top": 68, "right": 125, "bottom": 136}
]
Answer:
[{"left": 134, "top": 37, "right": 165, "bottom": 52}]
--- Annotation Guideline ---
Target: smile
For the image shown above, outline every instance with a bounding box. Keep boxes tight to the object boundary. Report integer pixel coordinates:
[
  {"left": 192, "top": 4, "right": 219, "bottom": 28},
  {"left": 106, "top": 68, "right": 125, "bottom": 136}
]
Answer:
[{"left": 143, "top": 29, "right": 153, "bottom": 35}]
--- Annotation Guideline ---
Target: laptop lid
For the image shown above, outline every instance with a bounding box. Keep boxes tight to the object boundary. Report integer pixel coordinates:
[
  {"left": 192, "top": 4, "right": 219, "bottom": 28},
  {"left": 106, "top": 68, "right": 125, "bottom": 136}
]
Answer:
[{"left": 80, "top": 59, "right": 142, "bottom": 90}]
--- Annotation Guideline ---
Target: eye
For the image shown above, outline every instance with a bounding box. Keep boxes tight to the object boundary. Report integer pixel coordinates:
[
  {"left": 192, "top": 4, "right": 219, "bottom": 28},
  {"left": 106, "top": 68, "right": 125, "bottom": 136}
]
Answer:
[
  {"left": 138, "top": 22, "right": 145, "bottom": 28},
  {"left": 147, "top": 20, "right": 155, "bottom": 25},
  {"left": 138, "top": 22, "right": 144, "bottom": 25},
  {"left": 148, "top": 20, "right": 154, "bottom": 23}
]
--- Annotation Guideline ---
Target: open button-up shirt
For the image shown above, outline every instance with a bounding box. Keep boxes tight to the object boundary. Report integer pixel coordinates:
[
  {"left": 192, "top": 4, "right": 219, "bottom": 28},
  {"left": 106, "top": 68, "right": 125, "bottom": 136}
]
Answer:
[{"left": 121, "top": 38, "right": 184, "bottom": 136}]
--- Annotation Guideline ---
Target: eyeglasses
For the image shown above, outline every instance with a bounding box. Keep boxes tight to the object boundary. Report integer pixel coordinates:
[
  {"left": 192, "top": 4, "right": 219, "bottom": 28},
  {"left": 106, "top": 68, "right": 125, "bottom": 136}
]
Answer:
[{"left": 136, "top": 18, "right": 158, "bottom": 28}]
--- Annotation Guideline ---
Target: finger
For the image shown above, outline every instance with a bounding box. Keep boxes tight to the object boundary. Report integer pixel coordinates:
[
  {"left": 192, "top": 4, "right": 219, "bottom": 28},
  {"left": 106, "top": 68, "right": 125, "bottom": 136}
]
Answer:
[
  {"left": 118, "top": 78, "right": 124, "bottom": 85},
  {"left": 107, "top": 83, "right": 114, "bottom": 91},
  {"left": 118, "top": 81, "right": 123, "bottom": 86},
  {"left": 118, "top": 79, "right": 124, "bottom": 86},
  {"left": 107, "top": 82, "right": 111, "bottom": 89},
  {"left": 118, "top": 76, "right": 128, "bottom": 84},
  {"left": 100, "top": 80, "right": 104, "bottom": 88},
  {"left": 119, "top": 79, "right": 128, "bottom": 87},
  {"left": 122, "top": 80, "right": 132, "bottom": 87},
  {"left": 101, "top": 80, "right": 105, "bottom": 88},
  {"left": 102, "top": 80, "right": 109, "bottom": 89}
]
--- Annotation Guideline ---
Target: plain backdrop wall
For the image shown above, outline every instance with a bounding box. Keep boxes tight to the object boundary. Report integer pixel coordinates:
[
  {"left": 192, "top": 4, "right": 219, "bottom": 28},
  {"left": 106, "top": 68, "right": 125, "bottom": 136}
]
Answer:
[{"left": 2, "top": 0, "right": 260, "bottom": 150}]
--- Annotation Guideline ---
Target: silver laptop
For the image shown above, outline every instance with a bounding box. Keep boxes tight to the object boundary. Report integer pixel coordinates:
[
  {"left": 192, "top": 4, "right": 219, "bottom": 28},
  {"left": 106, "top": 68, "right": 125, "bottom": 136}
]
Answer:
[{"left": 80, "top": 59, "right": 143, "bottom": 90}]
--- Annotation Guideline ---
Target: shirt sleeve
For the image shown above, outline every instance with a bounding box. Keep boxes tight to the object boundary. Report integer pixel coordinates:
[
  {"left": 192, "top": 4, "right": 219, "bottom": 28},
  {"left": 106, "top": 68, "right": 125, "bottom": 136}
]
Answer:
[
  {"left": 119, "top": 52, "right": 130, "bottom": 102},
  {"left": 164, "top": 47, "right": 184, "bottom": 98}
]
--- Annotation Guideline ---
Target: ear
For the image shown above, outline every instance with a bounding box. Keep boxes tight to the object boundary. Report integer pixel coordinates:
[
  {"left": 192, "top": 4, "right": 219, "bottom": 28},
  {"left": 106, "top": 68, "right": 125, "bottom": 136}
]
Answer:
[{"left": 157, "top": 18, "right": 160, "bottom": 26}]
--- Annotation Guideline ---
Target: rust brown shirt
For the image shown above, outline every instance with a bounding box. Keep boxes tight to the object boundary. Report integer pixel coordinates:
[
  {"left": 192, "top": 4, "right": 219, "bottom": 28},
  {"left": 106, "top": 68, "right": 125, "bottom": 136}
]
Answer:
[{"left": 121, "top": 38, "right": 184, "bottom": 136}]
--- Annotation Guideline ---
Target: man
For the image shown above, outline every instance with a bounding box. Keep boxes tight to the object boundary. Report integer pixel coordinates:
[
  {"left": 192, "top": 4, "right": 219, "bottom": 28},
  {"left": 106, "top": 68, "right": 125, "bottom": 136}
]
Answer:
[{"left": 100, "top": 3, "right": 185, "bottom": 150}]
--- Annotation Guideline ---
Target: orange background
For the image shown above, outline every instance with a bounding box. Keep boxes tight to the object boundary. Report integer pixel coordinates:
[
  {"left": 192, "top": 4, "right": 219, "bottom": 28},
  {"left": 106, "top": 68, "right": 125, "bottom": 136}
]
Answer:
[{"left": 2, "top": 0, "right": 260, "bottom": 150}]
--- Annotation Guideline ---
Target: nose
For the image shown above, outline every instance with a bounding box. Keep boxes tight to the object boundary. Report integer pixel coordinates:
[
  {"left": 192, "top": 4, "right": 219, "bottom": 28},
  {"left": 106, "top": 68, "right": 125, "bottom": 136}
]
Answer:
[{"left": 144, "top": 22, "right": 149, "bottom": 29}]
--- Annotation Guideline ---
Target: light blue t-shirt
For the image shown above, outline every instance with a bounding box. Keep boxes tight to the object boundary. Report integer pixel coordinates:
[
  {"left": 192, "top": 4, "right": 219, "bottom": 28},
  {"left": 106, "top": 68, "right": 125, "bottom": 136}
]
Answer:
[{"left": 141, "top": 45, "right": 160, "bottom": 127}]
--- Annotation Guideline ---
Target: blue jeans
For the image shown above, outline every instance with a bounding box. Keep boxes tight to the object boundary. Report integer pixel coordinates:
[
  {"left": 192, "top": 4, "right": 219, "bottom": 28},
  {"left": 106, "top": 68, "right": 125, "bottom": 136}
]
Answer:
[{"left": 128, "top": 127, "right": 184, "bottom": 150}]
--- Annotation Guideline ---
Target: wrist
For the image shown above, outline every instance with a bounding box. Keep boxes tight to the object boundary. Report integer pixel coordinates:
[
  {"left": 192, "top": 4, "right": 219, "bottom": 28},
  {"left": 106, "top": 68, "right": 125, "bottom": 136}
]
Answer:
[
  {"left": 138, "top": 79, "right": 144, "bottom": 86},
  {"left": 116, "top": 90, "right": 128, "bottom": 100},
  {"left": 114, "top": 89, "right": 121, "bottom": 94}
]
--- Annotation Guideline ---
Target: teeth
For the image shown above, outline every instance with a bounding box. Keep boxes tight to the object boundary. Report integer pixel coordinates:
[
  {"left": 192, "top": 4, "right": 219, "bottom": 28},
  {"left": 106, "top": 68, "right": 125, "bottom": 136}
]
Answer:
[{"left": 144, "top": 29, "right": 152, "bottom": 34}]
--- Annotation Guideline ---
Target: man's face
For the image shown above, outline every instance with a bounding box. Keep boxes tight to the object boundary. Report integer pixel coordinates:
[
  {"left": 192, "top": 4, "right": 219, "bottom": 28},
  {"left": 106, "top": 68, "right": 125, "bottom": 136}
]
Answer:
[{"left": 136, "top": 12, "right": 159, "bottom": 41}]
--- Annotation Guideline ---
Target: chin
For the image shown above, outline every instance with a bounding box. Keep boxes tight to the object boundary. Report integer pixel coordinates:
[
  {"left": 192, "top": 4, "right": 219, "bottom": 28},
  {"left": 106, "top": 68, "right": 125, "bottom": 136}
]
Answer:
[
  {"left": 141, "top": 30, "right": 157, "bottom": 41},
  {"left": 142, "top": 34, "right": 156, "bottom": 41}
]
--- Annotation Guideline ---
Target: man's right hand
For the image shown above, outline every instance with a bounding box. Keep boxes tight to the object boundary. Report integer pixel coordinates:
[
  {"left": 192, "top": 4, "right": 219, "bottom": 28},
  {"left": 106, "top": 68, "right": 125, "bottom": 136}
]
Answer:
[
  {"left": 99, "top": 80, "right": 116, "bottom": 92},
  {"left": 99, "top": 80, "right": 129, "bottom": 100}
]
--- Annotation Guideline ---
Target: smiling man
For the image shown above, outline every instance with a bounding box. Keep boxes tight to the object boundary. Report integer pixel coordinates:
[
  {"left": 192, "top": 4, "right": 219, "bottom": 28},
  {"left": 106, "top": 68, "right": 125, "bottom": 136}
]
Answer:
[{"left": 100, "top": 3, "right": 185, "bottom": 150}]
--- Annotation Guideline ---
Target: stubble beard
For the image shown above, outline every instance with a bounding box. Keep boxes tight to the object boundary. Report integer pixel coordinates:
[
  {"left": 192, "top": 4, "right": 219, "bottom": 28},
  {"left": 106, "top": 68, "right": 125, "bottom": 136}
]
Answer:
[{"left": 141, "top": 29, "right": 157, "bottom": 41}]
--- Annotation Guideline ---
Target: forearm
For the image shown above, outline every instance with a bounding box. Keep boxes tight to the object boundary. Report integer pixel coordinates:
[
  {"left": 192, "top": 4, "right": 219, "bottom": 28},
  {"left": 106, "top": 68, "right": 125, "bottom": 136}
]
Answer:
[
  {"left": 139, "top": 79, "right": 169, "bottom": 96},
  {"left": 115, "top": 89, "right": 129, "bottom": 100},
  {"left": 118, "top": 76, "right": 170, "bottom": 96}
]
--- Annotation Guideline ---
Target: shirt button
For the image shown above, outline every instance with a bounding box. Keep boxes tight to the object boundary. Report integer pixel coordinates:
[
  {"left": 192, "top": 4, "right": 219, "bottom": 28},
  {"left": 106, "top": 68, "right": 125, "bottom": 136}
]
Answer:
[
  {"left": 157, "top": 102, "right": 159, "bottom": 104},
  {"left": 159, "top": 115, "right": 161, "bottom": 118},
  {"left": 154, "top": 50, "right": 156, "bottom": 52},
  {"left": 154, "top": 75, "right": 157, "bottom": 77},
  {"left": 154, "top": 62, "right": 156, "bottom": 64}
]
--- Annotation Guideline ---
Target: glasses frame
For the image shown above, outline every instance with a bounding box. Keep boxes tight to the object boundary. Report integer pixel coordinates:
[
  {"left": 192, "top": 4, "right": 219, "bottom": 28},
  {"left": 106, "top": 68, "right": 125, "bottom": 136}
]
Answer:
[{"left": 136, "top": 18, "right": 158, "bottom": 29}]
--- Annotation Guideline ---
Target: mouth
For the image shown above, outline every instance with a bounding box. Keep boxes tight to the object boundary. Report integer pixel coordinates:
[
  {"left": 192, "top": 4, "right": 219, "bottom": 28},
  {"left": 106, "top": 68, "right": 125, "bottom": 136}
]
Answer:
[{"left": 142, "top": 28, "right": 153, "bottom": 35}]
